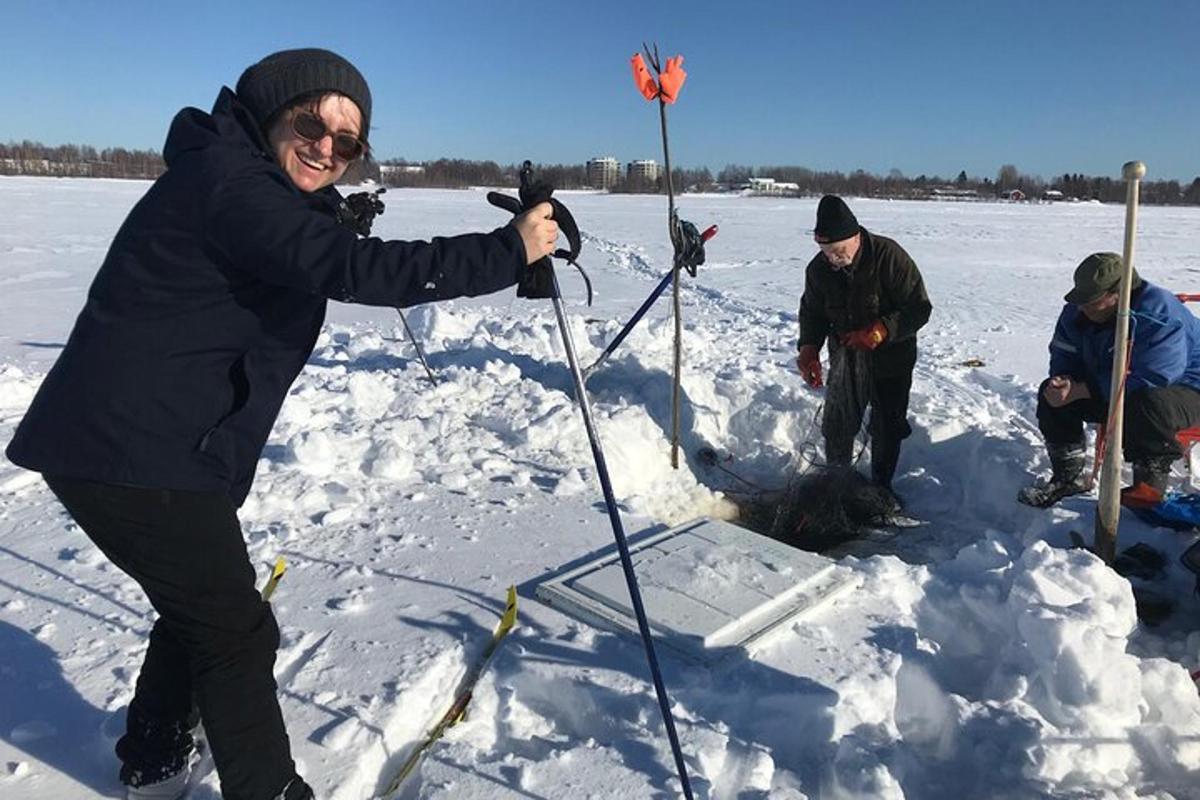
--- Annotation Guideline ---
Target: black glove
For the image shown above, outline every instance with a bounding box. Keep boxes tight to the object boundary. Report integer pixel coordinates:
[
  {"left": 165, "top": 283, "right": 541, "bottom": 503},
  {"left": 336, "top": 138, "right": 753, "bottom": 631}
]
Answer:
[
  {"left": 487, "top": 161, "right": 582, "bottom": 300},
  {"left": 337, "top": 187, "right": 387, "bottom": 237}
]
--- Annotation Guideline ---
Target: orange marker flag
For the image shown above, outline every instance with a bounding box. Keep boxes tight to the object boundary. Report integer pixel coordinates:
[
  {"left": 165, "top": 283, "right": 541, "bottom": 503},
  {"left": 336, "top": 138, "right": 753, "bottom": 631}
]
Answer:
[
  {"left": 631, "top": 52, "right": 659, "bottom": 101},
  {"left": 657, "top": 55, "right": 687, "bottom": 104}
]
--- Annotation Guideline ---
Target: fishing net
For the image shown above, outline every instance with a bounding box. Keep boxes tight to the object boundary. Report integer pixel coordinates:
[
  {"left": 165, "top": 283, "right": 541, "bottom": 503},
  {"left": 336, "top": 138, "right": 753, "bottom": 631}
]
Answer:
[{"left": 739, "top": 345, "right": 896, "bottom": 551}]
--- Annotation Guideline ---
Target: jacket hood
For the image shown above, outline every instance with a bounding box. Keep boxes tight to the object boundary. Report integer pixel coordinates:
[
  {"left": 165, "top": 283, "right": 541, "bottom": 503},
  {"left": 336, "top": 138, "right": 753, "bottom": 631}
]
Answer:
[
  {"left": 163, "top": 87, "right": 271, "bottom": 167},
  {"left": 162, "top": 87, "right": 344, "bottom": 211}
]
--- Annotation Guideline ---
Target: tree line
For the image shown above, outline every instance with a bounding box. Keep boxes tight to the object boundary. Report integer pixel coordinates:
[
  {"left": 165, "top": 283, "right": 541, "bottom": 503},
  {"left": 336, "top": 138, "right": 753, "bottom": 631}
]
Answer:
[
  {"left": 4, "top": 140, "right": 1198, "bottom": 206},
  {"left": 1, "top": 141, "right": 164, "bottom": 179}
]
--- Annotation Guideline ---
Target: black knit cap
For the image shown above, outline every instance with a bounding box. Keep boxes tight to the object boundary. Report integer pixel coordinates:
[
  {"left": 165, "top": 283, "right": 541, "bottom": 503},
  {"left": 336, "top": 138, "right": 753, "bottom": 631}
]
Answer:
[
  {"left": 236, "top": 48, "right": 371, "bottom": 142},
  {"left": 813, "top": 195, "right": 859, "bottom": 243}
]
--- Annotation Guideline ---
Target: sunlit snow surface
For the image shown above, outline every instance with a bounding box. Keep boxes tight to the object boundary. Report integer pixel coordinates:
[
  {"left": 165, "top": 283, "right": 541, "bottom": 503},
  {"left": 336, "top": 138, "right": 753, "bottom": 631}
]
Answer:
[{"left": 1, "top": 177, "right": 1198, "bottom": 799}]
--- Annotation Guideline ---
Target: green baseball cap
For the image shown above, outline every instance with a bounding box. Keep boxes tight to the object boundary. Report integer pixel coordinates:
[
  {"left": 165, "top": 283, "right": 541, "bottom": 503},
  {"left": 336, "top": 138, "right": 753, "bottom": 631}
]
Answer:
[{"left": 1065, "top": 252, "right": 1141, "bottom": 305}]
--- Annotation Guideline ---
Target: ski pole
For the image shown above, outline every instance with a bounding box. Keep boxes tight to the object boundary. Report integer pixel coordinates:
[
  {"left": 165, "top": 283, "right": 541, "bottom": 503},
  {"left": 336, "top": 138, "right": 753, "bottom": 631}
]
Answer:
[
  {"left": 395, "top": 308, "right": 438, "bottom": 386},
  {"left": 585, "top": 224, "right": 717, "bottom": 377},
  {"left": 548, "top": 268, "right": 695, "bottom": 799},
  {"left": 586, "top": 270, "right": 673, "bottom": 376}
]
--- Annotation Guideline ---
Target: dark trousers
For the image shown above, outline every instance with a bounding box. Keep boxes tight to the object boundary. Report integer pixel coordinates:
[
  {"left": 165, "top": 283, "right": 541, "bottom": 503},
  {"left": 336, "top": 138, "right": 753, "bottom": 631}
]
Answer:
[
  {"left": 44, "top": 477, "right": 298, "bottom": 800},
  {"left": 1036, "top": 380, "right": 1200, "bottom": 461},
  {"left": 822, "top": 346, "right": 914, "bottom": 487}
]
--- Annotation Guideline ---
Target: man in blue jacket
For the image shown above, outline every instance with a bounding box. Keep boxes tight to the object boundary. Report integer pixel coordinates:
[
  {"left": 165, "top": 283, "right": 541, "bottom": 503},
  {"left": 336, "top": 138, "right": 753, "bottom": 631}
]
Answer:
[
  {"left": 6, "top": 49, "right": 556, "bottom": 800},
  {"left": 1019, "top": 252, "right": 1200, "bottom": 508}
]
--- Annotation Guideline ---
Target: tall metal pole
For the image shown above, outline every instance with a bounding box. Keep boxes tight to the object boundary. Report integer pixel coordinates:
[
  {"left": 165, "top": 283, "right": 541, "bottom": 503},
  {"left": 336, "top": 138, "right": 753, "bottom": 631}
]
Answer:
[
  {"left": 1094, "top": 160, "right": 1145, "bottom": 564},
  {"left": 658, "top": 96, "right": 683, "bottom": 470}
]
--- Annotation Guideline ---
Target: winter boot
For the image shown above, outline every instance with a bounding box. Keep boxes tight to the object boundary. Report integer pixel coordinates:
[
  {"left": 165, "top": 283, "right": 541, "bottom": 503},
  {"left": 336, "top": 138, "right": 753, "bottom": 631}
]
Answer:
[
  {"left": 121, "top": 707, "right": 200, "bottom": 800},
  {"left": 125, "top": 768, "right": 190, "bottom": 800},
  {"left": 1018, "top": 441, "right": 1090, "bottom": 508},
  {"left": 274, "top": 776, "right": 316, "bottom": 800},
  {"left": 1121, "top": 455, "right": 1175, "bottom": 509}
]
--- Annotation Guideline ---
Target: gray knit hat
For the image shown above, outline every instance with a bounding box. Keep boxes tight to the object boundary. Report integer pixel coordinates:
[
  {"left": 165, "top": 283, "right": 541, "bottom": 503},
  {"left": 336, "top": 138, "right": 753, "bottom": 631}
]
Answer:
[
  {"left": 236, "top": 48, "right": 371, "bottom": 141},
  {"left": 1065, "top": 252, "right": 1141, "bottom": 304}
]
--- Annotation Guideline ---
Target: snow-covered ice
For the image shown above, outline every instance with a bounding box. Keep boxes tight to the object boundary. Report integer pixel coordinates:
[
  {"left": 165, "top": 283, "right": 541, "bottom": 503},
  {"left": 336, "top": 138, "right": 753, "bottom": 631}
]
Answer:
[{"left": 1, "top": 177, "right": 1198, "bottom": 799}]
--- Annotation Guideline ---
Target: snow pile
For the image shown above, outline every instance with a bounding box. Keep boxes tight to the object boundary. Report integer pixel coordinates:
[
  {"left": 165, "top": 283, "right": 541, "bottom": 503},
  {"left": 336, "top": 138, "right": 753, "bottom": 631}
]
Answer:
[
  {"left": 249, "top": 309, "right": 743, "bottom": 528},
  {"left": 826, "top": 535, "right": 1200, "bottom": 798}
]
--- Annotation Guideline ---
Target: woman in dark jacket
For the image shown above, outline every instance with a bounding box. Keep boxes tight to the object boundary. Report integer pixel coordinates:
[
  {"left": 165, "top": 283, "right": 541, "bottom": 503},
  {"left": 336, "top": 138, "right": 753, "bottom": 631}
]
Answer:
[{"left": 6, "top": 48, "right": 555, "bottom": 800}]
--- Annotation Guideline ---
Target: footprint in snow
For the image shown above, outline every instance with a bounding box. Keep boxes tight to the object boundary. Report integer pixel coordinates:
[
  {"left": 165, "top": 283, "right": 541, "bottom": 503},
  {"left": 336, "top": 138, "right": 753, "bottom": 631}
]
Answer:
[{"left": 326, "top": 587, "right": 372, "bottom": 613}]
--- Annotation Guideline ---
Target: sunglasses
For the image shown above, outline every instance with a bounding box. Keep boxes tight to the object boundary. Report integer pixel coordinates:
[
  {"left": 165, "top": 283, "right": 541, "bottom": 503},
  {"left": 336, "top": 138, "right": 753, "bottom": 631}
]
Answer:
[{"left": 290, "top": 110, "right": 366, "bottom": 162}]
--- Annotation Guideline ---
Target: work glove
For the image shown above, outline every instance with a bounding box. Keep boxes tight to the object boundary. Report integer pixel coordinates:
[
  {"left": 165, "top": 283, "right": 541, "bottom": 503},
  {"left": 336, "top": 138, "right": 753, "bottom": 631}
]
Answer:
[
  {"left": 657, "top": 55, "right": 687, "bottom": 103},
  {"left": 797, "top": 345, "right": 823, "bottom": 388},
  {"left": 631, "top": 53, "right": 659, "bottom": 101},
  {"left": 840, "top": 320, "right": 888, "bottom": 351}
]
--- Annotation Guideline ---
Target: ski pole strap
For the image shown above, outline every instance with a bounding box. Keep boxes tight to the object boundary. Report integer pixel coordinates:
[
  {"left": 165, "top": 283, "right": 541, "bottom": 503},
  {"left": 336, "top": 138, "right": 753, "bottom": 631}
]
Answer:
[
  {"left": 672, "top": 218, "right": 716, "bottom": 277},
  {"left": 486, "top": 160, "right": 588, "bottom": 302}
]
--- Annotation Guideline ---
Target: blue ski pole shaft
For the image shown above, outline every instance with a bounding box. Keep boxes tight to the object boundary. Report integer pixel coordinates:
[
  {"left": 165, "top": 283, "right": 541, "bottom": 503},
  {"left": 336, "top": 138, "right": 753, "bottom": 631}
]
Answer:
[
  {"left": 586, "top": 269, "right": 674, "bottom": 375},
  {"left": 549, "top": 271, "right": 694, "bottom": 799}
]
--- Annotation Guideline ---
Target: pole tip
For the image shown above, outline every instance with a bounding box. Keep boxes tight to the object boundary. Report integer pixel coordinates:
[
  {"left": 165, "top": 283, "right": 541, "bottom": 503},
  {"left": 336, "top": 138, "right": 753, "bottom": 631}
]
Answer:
[{"left": 1122, "top": 161, "right": 1146, "bottom": 180}]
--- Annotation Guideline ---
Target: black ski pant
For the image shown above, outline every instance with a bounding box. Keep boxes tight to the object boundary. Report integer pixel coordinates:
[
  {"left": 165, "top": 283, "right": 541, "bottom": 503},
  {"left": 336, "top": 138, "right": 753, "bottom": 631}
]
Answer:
[
  {"left": 43, "top": 476, "right": 300, "bottom": 800},
  {"left": 1036, "top": 380, "right": 1200, "bottom": 461},
  {"left": 821, "top": 347, "right": 914, "bottom": 488}
]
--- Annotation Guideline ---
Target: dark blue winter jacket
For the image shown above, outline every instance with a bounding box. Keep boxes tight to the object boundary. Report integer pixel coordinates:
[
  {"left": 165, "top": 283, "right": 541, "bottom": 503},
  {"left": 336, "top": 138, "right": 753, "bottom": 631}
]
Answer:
[
  {"left": 1048, "top": 280, "right": 1200, "bottom": 401},
  {"left": 6, "top": 88, "right": 526, "bottom": 505}
]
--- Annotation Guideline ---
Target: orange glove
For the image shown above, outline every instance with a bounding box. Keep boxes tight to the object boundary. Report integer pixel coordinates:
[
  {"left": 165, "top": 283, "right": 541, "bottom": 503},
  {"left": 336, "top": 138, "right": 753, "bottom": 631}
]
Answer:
[
  {"left": 631, "top": 53, "right": 659, "bottom": 101},
  {"left": 657, "top": 55, "right": 687, "bottom": 103},
  {"left": 841, "top": 320, "right": 888, "bottom": 351},
  {"left": 797, "top": 345, "right": 823, "bottom": 388}
]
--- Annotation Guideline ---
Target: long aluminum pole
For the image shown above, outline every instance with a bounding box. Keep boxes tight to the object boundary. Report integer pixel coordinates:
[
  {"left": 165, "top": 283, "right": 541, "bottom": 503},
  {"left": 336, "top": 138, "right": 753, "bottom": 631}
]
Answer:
[
  {"left": 658, "top": 98, "right": 683, "bottom": 470},
  {"left": 549, "top": 272, "right": 694, "bottom": 799},
  {"left": 1094, "top": 160, "right": 1145, "bottom": 564}
]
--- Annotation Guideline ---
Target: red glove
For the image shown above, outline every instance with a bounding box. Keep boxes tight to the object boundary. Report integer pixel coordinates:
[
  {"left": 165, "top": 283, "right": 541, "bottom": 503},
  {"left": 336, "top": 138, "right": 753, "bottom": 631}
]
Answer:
[
  {"left": 631, "top": 53, "right": 659, "bottom": 101},
  {"left": 658, "top": 55, "right": 687, "bottom": 103},
  {"left": 840, "top": 320, "right": 888, "bottom": 351},
  {"left": 797, "top": 345, "right": 823, "bottom": 388}
]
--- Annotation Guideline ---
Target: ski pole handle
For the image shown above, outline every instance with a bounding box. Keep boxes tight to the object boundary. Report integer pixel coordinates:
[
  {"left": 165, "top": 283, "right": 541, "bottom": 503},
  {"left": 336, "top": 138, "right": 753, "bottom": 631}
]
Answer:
[{"left": 700, "top": 224, "right": 718, "bottom": 242}]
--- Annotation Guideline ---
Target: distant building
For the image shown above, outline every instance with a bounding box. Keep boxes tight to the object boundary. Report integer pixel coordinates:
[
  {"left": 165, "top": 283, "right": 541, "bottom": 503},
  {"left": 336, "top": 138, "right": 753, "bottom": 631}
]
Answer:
[
  {"left": 380, "top": 163, "right": 426, "bottom": 178},
  {"left": 1042, "top": 189, "right": 1065, "bottom": 202},
  {"left": 747, "top": 177, "right": 799, "bottom": 196},
  {"left": 929, "top": 186, "right": 980, "bottom": 201},
  {"left": 627, "top": 159, "right": 661, "bottom": 183},
  {"left": 1004, "top": 189, "right": 1026, "bottom": 202},
  {"left": 586, "top": 156, "right": 620, "bottom": 189}
]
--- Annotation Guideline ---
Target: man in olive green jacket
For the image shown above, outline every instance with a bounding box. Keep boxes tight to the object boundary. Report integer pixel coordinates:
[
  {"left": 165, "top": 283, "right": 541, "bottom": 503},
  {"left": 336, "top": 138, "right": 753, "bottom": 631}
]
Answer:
[{"left": 796, "top": 195, "right": 932, "bottom": 504}]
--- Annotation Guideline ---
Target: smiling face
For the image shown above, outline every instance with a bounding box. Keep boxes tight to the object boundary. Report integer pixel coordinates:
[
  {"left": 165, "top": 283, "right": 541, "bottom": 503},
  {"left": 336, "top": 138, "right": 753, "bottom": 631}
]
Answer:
[{"left": 267, "top": 93, "right": 364, "bottom": 193}]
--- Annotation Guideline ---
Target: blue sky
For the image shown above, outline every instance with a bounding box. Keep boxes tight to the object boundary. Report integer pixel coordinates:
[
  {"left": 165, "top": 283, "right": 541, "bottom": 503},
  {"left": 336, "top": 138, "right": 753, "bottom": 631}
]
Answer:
[{"left": 2, "top": 0, "right": 1197, "bottom": 180}]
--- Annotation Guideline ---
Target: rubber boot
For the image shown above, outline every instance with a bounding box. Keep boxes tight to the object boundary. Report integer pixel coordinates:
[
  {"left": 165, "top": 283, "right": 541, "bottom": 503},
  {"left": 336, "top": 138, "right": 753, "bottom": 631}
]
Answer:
[
  {"left": 1018, "top": 441, "right": 1090, "bottom": 508},
  {"left": 1121, "top": 455, "right": 1175, "bottom": 509},
  {"left": 870, "top": 434, "right": 903, "bottom": 506}
]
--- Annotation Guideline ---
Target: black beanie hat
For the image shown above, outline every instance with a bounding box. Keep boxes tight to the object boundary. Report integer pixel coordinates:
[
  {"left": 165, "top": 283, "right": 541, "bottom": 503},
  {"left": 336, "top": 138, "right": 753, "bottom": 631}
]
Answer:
[
  {"left": 236, "top": 48, "right": 372, "bottom": 141},
  {"left": 813, "top": 195, "right": 859, "bottom": 243}
]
